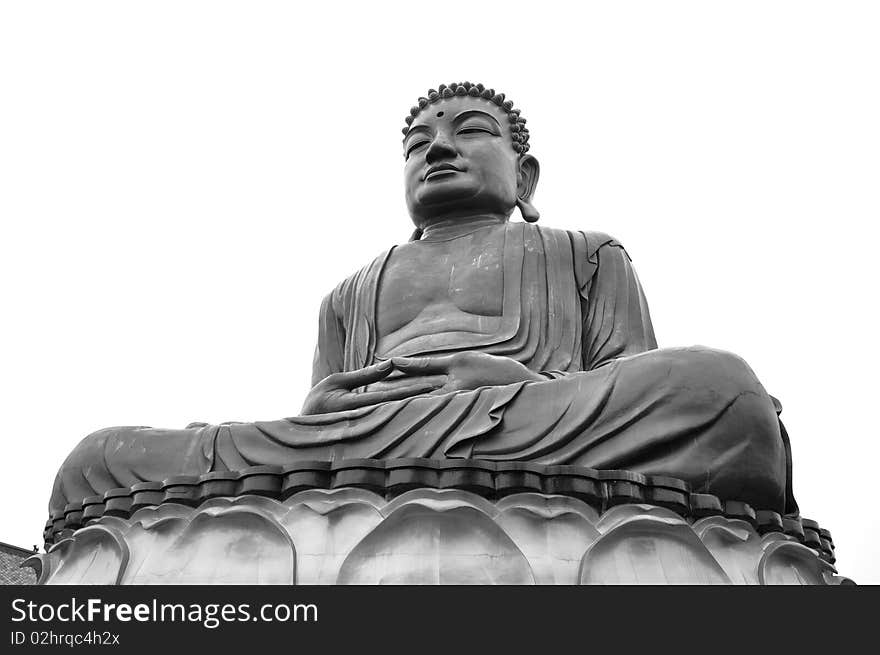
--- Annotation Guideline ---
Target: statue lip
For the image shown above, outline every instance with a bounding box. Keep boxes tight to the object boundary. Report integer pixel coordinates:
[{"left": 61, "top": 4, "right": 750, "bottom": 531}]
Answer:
[{"left": 423, "top": 163, "right": 463, "bottom": 181}]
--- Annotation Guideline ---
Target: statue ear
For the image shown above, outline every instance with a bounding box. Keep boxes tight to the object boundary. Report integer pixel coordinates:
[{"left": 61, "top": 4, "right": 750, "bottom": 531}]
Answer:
[{"left": 516, "top": 154, "right": 540, "bottom": 223}]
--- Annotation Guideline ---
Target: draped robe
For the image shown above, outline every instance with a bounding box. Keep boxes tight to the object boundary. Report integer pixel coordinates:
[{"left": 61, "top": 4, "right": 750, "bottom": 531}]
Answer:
[{"left": 50, "top": 223, "right": 795, "bottom": 514}]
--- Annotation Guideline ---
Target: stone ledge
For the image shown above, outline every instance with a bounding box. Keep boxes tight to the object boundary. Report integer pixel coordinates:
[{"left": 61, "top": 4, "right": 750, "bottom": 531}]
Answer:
[{"left": 46, "top": 458, "right": 835, "bottom": 564}]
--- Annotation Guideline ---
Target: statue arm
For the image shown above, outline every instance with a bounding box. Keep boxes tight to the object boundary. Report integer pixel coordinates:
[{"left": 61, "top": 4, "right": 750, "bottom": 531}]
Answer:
[
  {"left": 581, "top": 233, "right": 658, "bottom": 370},
  {"left": 310, "top": 291, "right": 347, "bottom": 386}
]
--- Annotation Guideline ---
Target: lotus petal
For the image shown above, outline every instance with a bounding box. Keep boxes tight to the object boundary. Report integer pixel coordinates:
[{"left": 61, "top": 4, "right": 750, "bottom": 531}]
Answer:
[
  {"left": 581, "top": 511, "right": 731, "bottom": 584},
  {"left": 495, "top": 493, "right": 600, "bottom": 584},
  {"left": 338, "top": 499, "right": 533, "bottom": 584}
]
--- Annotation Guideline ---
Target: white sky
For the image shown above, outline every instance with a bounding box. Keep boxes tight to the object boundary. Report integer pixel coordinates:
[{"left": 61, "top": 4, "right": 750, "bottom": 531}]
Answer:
[{"left": 1, "top": 1, "right": 877, "bottom": 583}]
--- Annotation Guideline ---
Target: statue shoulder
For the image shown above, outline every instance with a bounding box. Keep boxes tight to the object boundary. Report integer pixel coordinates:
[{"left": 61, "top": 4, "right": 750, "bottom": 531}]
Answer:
[
  {"left": 322, "top": 247, "right": 394, "bottom": 314},
  {"left": 531, "top": 224, "right": 624, "bottom": 259},
  {"left": 579, "top": 230, "right": 626, "bottom": 260},
  {"left": 528, "top": 224, "right": 629, "bottom": 290}
]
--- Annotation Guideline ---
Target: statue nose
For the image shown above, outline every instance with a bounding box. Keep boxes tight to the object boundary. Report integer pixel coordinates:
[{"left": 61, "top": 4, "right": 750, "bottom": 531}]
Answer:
[{"left": 425, "top": 135, "right": 457, "bottom": 164}]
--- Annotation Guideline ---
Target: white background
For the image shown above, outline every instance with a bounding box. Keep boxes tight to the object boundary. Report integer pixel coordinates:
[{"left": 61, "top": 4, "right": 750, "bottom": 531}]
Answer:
[{"left": 1, "top": 1, "right": 877, "bottom": 582}]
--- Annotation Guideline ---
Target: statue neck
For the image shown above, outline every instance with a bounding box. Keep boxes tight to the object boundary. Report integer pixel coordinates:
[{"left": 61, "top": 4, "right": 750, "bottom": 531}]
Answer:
[{"left": 418, "top": 214, "right": 508, "bottom": 242}]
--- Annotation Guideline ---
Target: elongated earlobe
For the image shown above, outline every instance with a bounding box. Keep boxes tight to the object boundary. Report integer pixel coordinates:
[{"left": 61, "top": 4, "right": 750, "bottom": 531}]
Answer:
[
  {"left": 517, "top": 197, "right": 540, "bottom": 223},
  {"left": 516, "top": 154, "right": 541, "bottom": 222}
]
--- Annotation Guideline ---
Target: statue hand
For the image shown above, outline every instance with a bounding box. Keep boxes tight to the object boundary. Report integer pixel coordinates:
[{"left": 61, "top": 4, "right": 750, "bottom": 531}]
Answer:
[
  {"left": 391, "top": 352, "right": 544, "bottom": 394},
  {"left": 300, "top": 360, "right": 446, "bottom": 415}
]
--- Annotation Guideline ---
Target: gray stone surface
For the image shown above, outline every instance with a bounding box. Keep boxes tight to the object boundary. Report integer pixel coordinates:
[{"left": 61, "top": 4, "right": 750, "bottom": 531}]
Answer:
[
  {"left": 31, "top": 491, "right": 850, "bottom": 585},
  {"left": 49, "top": 83, "right": 796, "bottom": 521}
]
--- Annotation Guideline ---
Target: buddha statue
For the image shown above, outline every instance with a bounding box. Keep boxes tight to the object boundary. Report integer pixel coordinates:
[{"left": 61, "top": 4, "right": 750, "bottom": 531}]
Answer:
[{"left": 49, "top": 81, "right": 796, "bottom": 520}]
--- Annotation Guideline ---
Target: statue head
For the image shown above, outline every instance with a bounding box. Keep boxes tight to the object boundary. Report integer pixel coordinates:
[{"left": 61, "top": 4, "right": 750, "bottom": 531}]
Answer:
[{"left": 402, "top": 82, "right": 540, "bottom": 236}]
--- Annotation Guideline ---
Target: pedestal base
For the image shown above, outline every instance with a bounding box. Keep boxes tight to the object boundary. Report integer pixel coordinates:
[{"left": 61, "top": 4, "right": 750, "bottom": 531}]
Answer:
[{"left": 29, "top": 485, "right": 850, "bottom": 585}]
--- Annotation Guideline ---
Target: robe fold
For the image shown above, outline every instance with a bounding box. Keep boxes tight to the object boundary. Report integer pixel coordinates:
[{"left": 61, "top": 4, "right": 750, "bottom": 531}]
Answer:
[{"left": 51, "top": 223, "right": 794, "bottom": 515}]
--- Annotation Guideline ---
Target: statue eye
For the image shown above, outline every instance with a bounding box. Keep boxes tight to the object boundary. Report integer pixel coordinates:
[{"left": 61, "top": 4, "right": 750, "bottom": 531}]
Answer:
[
  {"left": 457, "top": 126, "right": 494, "bottom": 136},
  {"left": 405, "top": 140, "right": 429, "bottom": 158}
]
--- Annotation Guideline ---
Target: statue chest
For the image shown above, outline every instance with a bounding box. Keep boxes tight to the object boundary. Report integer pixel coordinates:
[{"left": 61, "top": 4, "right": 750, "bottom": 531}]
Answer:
[{"left": 375, "top": 236, "right": 505, "bottom": 353}]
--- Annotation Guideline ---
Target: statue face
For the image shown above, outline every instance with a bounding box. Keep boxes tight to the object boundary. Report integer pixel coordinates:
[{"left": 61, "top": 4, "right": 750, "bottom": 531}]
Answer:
[{"left": 403, "top": 96, "right": 521, "bottom": 226}]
